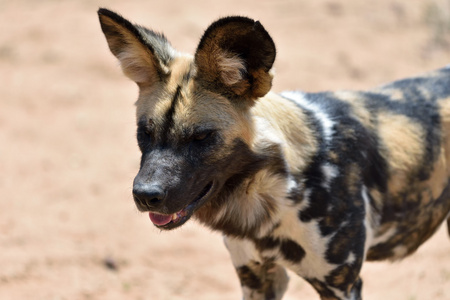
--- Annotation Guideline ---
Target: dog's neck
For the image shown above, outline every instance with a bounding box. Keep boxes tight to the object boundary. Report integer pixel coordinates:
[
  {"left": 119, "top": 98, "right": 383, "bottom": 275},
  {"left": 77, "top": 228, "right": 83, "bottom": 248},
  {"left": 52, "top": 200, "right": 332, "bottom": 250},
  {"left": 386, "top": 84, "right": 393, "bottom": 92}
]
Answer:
[
  {"left": 193, "top": 92, "right": 320, "bottom": 239},
  {"left": 252, "top": 92, "right": 319, "bottom": 173}
]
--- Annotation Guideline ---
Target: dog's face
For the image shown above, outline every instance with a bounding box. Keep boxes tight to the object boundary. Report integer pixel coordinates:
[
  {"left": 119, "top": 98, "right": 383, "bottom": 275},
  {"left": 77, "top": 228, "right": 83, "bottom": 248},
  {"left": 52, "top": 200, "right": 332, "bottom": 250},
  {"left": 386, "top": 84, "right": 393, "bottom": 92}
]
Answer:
[{"left": 98, "top": 9, "right": 276, "bottom": 229}]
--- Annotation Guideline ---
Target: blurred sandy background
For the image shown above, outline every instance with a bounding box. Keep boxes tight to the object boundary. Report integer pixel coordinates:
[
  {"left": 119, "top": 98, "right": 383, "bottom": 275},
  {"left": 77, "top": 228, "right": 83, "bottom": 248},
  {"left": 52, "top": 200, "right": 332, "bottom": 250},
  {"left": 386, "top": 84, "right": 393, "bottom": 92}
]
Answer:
[{"left": 1, "top": 0, "right": 450, "bottom": 299}]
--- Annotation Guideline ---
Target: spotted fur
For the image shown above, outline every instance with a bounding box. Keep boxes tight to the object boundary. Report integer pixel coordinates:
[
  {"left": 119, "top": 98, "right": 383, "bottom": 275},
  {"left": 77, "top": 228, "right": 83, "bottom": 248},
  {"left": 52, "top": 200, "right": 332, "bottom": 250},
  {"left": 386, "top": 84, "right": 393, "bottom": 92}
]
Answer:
[{"left": 98, "top": 9, "right": 450, "bottom": 300}]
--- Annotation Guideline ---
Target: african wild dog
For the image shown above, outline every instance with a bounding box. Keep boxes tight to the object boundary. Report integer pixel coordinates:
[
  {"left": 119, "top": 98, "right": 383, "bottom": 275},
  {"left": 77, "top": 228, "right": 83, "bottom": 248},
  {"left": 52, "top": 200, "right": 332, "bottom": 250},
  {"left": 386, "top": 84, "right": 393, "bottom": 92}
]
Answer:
[{"left": 98, "top": 8, "right": 450, "bottom": 300}]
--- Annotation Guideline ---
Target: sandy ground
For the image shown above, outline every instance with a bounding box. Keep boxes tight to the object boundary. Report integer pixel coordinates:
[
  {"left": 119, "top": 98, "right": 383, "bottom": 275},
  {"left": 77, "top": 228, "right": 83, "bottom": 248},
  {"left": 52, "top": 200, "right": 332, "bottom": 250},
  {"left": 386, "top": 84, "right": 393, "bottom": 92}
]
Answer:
[{"left": 1, "top": 0, "right": 450, "bottom": 299}]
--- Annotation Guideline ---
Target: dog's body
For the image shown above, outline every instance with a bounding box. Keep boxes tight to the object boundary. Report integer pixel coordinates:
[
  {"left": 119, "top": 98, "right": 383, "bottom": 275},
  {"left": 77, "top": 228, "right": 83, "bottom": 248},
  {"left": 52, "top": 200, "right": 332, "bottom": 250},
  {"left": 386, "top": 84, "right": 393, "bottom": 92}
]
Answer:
[{"left": 98, "top": 9, "right": 450, "bottom": 300}]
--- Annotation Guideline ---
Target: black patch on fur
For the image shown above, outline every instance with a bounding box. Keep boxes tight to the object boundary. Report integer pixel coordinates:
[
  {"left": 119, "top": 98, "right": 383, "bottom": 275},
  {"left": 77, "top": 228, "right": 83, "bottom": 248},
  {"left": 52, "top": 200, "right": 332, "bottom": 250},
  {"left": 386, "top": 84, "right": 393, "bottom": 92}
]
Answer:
[
  {"left": 325, "top": 264, "right": 360, "bottom": 292},
  {"left": 367, "top": 182, "right": 450, "bottom": 261},
  {"left": 237, "top": 265, "right": 262, "bottom": 290},
  {"left": 136, "top": 116, "right": 153, "bottom": 153},
  {"left": 298, "top": 187, "right": 329, "bottom": 223},
  {"left": 254, "top": 236, "right": 280, "bottom": 252},
  {"left": 280, "top": 239, "right": 306, "bottom": 263},
  {"left": 289, "top": 91, "right": 389, "bottom": 244},
  {"left": 381, "top": 68, "right": 450, "bottom": 99},
  {"left": 306, "top": 278, "right": 338, "bottom": 299},
  {"left": 325, "top": 215, "right": 365, "bottom": 264},
  {"left": 181, "top": 64, "right": 195, "bottom": 83},
  {"left": 160, "top": 85, "right": 182, "bottom": 146}
]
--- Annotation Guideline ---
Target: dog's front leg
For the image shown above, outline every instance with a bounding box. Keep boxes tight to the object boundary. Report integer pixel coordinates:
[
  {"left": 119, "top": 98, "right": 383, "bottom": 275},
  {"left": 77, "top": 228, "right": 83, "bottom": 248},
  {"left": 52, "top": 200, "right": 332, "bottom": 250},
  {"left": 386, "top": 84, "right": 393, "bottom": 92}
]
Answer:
[{"left": 224, "top": 236, "right": 289, "bottom": 300}]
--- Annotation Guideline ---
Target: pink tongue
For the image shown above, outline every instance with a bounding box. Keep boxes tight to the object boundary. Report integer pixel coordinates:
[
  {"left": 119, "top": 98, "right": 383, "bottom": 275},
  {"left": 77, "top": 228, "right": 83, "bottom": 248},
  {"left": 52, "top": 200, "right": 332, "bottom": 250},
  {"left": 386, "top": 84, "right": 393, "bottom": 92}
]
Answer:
[{"left": 149, "top": 212, "right": 172, "bottom": 226}]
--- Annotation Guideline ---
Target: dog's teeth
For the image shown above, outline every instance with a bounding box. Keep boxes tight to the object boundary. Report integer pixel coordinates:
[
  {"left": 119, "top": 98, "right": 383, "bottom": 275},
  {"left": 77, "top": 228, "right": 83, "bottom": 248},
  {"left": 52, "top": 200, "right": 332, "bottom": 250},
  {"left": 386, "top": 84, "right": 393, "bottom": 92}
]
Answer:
[{"left": 172, "top": 213, "right": 178, "bottom": 220}]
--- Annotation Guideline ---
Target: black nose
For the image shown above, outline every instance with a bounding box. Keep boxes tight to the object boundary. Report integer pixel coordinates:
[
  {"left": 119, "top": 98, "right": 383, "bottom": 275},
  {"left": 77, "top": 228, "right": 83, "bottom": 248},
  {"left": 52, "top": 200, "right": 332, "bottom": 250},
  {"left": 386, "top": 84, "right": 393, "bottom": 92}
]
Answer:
[{"left": 132, "top": 182, "right": 166, "bottom": 210}]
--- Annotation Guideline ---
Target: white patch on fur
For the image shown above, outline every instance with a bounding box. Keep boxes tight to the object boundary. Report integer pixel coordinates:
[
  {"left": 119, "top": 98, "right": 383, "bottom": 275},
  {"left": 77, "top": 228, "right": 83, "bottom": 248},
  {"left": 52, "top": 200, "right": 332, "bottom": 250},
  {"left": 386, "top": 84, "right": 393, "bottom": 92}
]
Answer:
[
  {"left": 281, "top": 91, "right": 336, "bottom": 143},
  {"left": 321, "top": 163, "right": 339, "bottom": 190},
  {"left": 224, "top": 236, "right": 260, "bottom": 267},
  {"left": 253, "top": 116, "right": 286, "bottom": 147},
  {"left": 273, "top": 207, "right": 337, "bottom": 280},
  {"left": 346, "top": 252, "right": 356, "bottom": 264},
  {"left": 223, "top": 238, "right": 269, "bottom": 300},
  {"left": 286, "top": 175, "right": 297, "bottom": 193},
  {"left": 371, "top": 226, "right": 397, "bottom": 246},
  {"left": 361, "top": 186, "right": 374, "bottom": 256},
  {"left": 349, "top": 289, "right": 359, "bottom": 300},
  {"left": 329, "top": 287, "right": 346, "bottom": 300}
]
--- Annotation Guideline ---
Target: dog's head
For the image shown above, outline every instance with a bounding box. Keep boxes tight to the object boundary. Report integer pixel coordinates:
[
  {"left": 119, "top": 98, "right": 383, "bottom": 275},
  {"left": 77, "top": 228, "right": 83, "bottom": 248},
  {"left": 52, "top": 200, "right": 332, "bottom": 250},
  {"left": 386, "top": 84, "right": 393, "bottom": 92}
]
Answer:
[{"left": 98, "top": 9, "right": 276, "bottom": 229}]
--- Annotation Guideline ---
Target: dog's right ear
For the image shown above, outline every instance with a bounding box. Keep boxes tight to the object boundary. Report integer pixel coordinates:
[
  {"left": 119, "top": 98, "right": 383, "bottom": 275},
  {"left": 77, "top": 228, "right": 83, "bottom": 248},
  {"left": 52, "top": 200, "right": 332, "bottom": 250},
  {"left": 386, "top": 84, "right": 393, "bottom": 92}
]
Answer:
[
  {"left": 98, "top": 8, "right": 174, "bottom": 86},
  {"left": 194, "top": 16, "right": 276, "bottom": 102}
]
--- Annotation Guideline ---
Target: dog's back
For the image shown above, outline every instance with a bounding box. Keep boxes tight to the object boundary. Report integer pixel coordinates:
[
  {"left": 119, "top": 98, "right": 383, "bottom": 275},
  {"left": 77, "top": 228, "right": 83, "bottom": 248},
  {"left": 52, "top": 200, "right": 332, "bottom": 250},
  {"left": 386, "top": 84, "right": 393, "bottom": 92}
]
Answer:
[
  {"left": 278, "top": 66, "right": 450, "bottom": 261},
  {"left": 366, "top": 66, "right": 450, "bottom": 259}
]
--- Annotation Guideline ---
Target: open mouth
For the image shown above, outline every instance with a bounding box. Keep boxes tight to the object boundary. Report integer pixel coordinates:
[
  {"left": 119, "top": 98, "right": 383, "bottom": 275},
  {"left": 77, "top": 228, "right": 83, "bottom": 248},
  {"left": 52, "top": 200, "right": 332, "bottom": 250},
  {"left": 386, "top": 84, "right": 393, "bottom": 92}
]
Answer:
[{"left": 148, "top": 181, "right": 214, "bottom": 230}]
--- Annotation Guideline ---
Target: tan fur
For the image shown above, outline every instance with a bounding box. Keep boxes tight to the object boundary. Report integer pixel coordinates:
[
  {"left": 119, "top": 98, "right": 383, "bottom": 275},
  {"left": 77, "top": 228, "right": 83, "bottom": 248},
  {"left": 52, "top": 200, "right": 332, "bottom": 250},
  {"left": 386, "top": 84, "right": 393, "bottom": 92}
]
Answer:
[
  {"left": 99, "top": 15, "right": 163, "bottom": 85},
  {"left": 135, "top": 53, "right": 256, "bottom": 154},
  {"left": 195, "top": 43, "right": 250, "bottom": 97},
  {"left": 253, "top": 92, "right": 318, "bottom": 172},
  {"left": 249, "top": 68, "right": 274, "bottom": 99},
  {"left": 168, "top": 55, "right": 194, "bottom": 86},
  {"left": 368, "top": 187, "right": 384, "bottom": 216},
  {"left": 136, "top": 55, "right": 191, "bottom": 116},
  {"left": 424, "top": 148, "right": 448, "bottom": 200},
  {"left": 232, "top": 169, "right": 285, "bottom": 233},
  {"left": 373, "top": 88, "right": 405, "bottom": 102},
  {"left": 334, "top": 91, "right": 374, "bottom": 131},
  {"left": 345, "top": 163, "right": 361, "bottom": 196},
  {"left": 377, "top": 112, "right": 425, "bottom": 194},
  {"left": 438, "top": 97, "right": 450, "bottom": 175}
]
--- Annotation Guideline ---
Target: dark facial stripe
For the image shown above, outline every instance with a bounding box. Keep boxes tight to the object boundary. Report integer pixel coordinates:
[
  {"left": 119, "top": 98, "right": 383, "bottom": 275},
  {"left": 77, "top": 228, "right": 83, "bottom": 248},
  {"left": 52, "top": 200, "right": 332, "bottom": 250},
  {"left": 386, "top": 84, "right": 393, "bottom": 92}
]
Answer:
[
  {"left": 161, "top": 85, "right": 182, "bottom": 145},
  {"left": 182, "top": 64, "right": 195, "bottom": 83}
]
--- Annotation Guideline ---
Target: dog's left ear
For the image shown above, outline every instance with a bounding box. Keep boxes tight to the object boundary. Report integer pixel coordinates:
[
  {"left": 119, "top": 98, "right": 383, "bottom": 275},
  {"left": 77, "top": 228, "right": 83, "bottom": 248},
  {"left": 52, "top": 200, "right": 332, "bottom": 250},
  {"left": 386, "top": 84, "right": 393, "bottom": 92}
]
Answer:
[
  {"left": 98, "top": 8, "right": 174, "bottom": 86},
  {"left": 194, "top": 17, "right": 276, "bottom": 101}
]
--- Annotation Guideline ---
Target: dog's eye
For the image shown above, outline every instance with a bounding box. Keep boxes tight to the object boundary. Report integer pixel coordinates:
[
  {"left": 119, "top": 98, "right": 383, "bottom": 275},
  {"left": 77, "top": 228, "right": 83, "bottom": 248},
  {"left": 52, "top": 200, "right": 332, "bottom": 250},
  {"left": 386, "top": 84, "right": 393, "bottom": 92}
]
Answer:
[
  {"left": 144, "top": 126, "right": 152, "bottom": 136},
  {"left": 137, "top": 118, "right": 154, "bottom": 137},
  {"left": 137, "top": 125, "right": 152, "bottom": 137},
  {"left": 137, "top": 122, "right": 154, "bottom": 152},
  {"left": 194, "top": 132, "right": 208, "bottom": 141},
  {"left": 193, "top": 130, "right": 215, "bottom": 142}
]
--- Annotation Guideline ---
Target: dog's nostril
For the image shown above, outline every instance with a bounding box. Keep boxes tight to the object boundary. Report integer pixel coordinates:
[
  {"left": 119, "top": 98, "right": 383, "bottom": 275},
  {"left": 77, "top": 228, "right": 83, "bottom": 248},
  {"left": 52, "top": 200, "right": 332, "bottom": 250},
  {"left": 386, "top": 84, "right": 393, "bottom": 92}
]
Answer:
[
  {"left": 132, "top": 183, "right": 166, "bottom": 208},
  {"left": 147, "top": 196, "right": 162, "bottom": 205}
]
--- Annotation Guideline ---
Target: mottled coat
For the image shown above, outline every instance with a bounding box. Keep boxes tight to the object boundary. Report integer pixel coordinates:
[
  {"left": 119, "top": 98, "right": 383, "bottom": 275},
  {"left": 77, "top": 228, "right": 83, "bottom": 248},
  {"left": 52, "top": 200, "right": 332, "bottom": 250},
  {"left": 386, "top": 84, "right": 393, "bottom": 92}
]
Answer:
[{"left": 98, "top": 9, "right": 450, "bottom": 300}]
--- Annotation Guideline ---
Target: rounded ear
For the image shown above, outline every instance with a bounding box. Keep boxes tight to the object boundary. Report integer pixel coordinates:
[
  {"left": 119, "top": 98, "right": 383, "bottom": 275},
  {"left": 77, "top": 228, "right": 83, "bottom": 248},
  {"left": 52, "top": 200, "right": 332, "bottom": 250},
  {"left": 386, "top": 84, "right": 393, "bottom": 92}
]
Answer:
[{"left": 194, "top": 16, "right": 276, "bottom": 101}]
